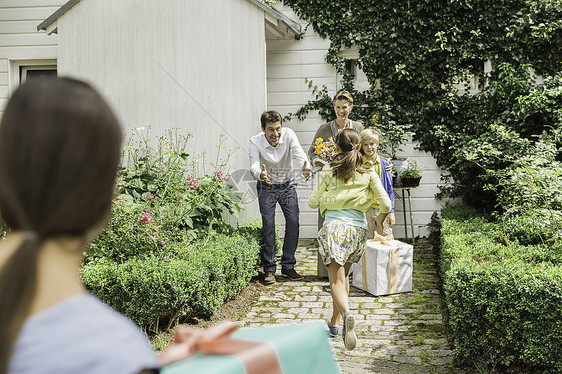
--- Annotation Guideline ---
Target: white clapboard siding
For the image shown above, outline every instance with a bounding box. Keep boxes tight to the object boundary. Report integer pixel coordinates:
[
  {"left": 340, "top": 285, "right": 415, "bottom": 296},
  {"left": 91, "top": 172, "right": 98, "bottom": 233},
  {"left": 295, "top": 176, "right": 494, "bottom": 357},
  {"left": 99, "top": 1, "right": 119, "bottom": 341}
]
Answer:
[
  {"left": 267, "top": 3, "right": 452, "bottom": 239},
  {"left": 0, "top": 0, "right": 66, "bottom": 117},
  {"left": 55, "top": 0, "right": 271, "bottom": 222}
]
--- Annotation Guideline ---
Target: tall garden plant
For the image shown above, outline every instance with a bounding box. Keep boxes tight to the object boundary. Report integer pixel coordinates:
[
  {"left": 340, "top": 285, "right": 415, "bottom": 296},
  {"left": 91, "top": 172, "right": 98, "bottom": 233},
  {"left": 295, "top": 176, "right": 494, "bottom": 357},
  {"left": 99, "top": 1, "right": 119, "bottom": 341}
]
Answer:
[{"left": 85, "top": 128, "right": 241, "bottom": 264}]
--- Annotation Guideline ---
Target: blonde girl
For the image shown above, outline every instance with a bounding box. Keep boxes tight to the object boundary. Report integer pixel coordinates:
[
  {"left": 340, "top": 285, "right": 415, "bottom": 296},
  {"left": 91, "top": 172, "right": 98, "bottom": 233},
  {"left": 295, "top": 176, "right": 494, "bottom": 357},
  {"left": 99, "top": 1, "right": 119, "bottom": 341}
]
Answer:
[{"left": 360, "top": 128, "right": 396, "bottom": 239}]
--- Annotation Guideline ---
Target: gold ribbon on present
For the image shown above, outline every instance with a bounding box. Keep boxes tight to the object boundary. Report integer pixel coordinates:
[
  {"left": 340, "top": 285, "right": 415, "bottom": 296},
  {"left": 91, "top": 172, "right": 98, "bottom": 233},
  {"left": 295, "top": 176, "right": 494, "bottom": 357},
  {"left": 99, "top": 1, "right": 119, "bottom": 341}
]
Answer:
[
  {"left": 361, "top": 251, "right": 369, "bottom": 291},
  {"left": 160, "top": 321, "right": 283, "bottom": 374},
  {"left": 361, "top": 233, "right": 394, "bottom": 292},
  {"left": 373, "top": 233, "right": 401, "bottom": 294},
  {"left": 373, "top": 232, "right": 393, "bottom": 245},
  {"left": 387, "top": 247, "right": 400, "bottom": 294}
]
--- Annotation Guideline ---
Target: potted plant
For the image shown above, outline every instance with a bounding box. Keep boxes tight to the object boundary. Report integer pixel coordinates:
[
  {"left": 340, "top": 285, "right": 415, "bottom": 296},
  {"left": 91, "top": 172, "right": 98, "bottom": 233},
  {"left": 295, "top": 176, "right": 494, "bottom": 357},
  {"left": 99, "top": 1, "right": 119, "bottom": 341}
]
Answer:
[{"left": 399, "top": 158, "right": 422, "bottom": 187}]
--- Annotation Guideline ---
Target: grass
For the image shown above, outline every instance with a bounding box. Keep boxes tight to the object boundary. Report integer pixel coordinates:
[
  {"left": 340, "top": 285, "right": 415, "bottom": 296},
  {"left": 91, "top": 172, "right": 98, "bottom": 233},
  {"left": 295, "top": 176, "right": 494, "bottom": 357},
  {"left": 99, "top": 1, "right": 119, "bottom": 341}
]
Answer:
[
  {"left": 431, "top": 341, "right": 443, "bottom": 349},
  {"left": 420, "top": 350, "right": 430, "bottom": 364},
  {"left": 414, "top": 333, "right": 426, "bottom": 345}
]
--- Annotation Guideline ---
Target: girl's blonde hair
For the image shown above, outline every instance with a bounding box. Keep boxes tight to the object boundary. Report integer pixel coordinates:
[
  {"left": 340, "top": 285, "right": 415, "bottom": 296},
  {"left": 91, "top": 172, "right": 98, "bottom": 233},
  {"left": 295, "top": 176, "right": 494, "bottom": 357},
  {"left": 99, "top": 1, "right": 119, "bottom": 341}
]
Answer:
[
  {"left": 330, "top": 128, "right": 366, "bottom": 183},
  {"left": 360, "top": 128, "right": 380, "bottom": 145}
]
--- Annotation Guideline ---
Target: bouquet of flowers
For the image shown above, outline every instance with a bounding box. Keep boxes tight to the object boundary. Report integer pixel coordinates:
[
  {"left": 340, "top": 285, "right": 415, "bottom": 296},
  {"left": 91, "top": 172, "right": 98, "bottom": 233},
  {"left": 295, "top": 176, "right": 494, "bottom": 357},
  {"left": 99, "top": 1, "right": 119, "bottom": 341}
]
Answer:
[{"left": 311, "top": 137, "right": 338, "bottom": 170}]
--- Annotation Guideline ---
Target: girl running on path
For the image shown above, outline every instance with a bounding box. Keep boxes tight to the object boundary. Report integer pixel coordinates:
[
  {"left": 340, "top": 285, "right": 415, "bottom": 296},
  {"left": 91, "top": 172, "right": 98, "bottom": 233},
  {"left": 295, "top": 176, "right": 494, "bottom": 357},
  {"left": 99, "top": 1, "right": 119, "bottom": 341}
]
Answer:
[{"left": 308, "top": 128, "right": 391, "bottom": 350}]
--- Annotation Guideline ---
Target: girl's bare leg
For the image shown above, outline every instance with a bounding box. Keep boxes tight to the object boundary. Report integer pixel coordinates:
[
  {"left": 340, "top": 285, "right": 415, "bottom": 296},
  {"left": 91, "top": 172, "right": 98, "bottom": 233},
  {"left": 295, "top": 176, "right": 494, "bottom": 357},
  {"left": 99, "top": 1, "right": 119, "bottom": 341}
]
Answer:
[{"left": 327, "top": 261, "right": 352, "bottom": 327}]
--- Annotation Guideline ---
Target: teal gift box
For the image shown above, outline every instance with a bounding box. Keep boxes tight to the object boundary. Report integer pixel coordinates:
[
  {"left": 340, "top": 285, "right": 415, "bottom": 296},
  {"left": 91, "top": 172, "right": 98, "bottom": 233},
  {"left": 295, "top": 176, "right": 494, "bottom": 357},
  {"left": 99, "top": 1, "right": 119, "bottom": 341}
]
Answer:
[{"left": 161, "top": 322, "right": 340, "bottom": 374}]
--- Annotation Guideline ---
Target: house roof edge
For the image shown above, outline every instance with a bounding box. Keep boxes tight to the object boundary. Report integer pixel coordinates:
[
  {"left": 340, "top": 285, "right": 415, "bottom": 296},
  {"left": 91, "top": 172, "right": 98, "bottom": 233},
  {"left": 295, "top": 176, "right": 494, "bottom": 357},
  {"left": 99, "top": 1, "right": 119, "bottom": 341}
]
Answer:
[
  {"left": 248, "top": 0, "right": 301, "bottom": 36},
  {"left": 38, "top": 0, "right": 302, "bottom": 36},
  {"left": 37, "top": 0, "right": 81, "bottom": 31}
]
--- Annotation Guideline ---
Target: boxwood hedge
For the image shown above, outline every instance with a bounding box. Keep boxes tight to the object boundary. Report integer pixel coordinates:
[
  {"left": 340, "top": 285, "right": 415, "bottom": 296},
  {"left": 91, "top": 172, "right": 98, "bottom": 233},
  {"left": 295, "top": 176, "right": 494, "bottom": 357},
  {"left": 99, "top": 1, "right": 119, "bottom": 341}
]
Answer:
[
  {"left": 81, "top": 224, "right": 263, "bottom": 333},
  {"left": 440, "top": 204, "right": 562, "bottom": 372}
]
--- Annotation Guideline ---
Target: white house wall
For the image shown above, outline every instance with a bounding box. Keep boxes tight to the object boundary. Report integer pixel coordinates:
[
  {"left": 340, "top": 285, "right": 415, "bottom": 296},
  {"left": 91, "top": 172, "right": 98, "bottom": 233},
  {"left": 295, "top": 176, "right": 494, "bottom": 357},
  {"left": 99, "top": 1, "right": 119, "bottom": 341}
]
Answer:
[
  {"left": 267, "top": 3, "right": 450, "bottom": 239},
  {"left": 55, "top": 0, "right": 267, "bottom": 222},
  {"left": 0, "top": 0, "right": 67, "bottom": 116}
]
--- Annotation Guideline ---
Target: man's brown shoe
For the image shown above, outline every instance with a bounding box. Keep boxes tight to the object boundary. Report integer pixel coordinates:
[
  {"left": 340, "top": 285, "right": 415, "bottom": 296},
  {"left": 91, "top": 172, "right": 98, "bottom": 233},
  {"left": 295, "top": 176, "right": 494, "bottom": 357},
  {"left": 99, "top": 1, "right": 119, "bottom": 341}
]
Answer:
[
  {"left": 281, "top": 268, "right": 303, "bottom": 281},
  {"left": 263, "top": 272, "right": 276, "bottom": 285}
]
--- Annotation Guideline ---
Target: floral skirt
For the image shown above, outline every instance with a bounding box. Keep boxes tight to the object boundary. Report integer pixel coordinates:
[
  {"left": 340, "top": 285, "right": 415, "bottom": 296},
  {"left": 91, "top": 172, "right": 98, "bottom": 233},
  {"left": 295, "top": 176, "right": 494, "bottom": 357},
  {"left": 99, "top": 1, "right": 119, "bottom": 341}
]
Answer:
[{"left": 317, "top": 221, "right": 368, "bottom": 266}]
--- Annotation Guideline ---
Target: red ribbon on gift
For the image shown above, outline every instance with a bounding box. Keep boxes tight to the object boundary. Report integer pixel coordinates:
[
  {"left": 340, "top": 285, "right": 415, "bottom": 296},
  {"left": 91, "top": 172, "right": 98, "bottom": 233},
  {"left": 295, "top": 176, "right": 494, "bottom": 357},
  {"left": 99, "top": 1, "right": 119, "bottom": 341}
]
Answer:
[{"left": 160, "top": 321, "right": 283, "bottom": 374}]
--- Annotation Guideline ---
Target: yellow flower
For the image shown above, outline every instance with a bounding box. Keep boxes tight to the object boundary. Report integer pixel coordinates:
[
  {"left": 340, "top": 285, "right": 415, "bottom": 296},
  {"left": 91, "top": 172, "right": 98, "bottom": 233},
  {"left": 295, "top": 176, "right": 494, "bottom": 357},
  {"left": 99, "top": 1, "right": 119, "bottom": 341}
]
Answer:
[
  {"left": 315, "top": 137, "right": 324, "bottom": 143},
  {"left": 315, "top": 144, "right": 326, "bottom": 155}
]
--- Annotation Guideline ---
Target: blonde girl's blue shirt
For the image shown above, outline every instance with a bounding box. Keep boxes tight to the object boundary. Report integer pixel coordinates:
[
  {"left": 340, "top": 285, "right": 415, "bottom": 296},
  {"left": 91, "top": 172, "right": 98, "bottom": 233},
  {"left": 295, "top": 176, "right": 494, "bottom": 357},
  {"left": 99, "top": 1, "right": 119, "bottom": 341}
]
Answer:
[{"left": 308, "top": 165, "right": 392, "bottom": 220}]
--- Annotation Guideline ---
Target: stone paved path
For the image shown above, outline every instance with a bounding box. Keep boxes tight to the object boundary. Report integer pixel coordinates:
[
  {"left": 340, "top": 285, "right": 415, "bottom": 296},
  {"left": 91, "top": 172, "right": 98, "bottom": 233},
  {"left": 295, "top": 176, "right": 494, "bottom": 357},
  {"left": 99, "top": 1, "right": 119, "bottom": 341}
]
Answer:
[{"left": 240, "top": 239, "right": 467, "bottom": 374}]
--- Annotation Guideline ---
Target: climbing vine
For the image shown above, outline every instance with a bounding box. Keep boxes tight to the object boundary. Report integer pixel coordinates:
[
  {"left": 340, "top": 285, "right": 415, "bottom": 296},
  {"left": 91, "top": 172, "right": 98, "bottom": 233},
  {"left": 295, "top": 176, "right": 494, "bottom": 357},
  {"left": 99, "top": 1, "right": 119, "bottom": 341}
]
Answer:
[{"left": 282, "top": 0, "right": 562, "bottom": 209}]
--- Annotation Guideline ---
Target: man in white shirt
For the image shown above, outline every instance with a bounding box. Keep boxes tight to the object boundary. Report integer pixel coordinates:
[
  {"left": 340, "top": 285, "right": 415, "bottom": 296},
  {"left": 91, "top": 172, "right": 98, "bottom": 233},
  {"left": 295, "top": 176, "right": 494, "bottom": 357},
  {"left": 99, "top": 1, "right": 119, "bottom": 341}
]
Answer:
[{"left": 249, "top": 110, "right": 312, "bottom": 285}]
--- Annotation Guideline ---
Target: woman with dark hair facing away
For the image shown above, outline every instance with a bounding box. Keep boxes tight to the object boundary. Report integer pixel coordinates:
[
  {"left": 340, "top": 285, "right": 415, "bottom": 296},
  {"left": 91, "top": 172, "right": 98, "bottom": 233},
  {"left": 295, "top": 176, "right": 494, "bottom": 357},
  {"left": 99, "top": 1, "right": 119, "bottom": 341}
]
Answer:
[
  {"left": 0, "top": 77, "right": 165, "bottom": 374},
  {"left": 308, "top": 128, "right": 391, "bottom": 351}
]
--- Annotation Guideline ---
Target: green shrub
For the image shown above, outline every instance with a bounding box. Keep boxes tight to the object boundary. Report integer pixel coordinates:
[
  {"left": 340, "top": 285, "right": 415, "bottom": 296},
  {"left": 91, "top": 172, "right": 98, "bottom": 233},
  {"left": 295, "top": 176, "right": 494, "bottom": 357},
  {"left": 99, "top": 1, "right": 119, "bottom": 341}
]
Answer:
[
  {"left": 82, "top": 226, "right": 261, "bottom": 333},
  {"left": 502, "top": 209, "right": 562, "bottom": 246},
  {"left": 484, "top": 151, "right": 562, "bottom": 246},
  {"left": 440, "top": 204, "right": 562, "bottom": 372},
  {"left": 444, "top": 262, "right": 562, "bottom": 372},
  {"left": 81, "top": 256, "right": 206, "bottom": 332}
]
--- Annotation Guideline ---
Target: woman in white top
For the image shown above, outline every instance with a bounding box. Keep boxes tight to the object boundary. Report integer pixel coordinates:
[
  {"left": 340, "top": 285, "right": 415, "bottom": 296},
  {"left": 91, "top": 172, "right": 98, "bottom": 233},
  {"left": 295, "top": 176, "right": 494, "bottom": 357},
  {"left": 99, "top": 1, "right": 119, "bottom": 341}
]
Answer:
[{"left": 0, "top": 78, "right": 164, "bottom": 374}]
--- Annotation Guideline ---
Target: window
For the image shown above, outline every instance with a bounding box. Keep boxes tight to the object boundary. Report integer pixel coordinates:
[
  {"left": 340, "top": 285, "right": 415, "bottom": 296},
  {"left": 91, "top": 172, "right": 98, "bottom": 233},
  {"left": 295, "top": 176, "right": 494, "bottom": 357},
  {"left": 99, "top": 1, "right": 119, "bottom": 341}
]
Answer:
[
  {"left": 20, "top": 66, "right": 57, "bottom": 82},
  {"left": 8, "top": 60, "right": 57, "bottom": 92},
  {"left": 339, "top": 59, "right": 378, "bottom": 92}
]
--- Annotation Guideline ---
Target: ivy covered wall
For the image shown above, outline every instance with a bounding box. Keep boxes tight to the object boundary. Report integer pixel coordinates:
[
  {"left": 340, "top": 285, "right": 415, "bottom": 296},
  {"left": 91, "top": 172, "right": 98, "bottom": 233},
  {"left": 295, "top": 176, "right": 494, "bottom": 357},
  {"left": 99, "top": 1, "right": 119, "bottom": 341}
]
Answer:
[{"left": 280, "top": 0, "right": 562, "bottom": 210}]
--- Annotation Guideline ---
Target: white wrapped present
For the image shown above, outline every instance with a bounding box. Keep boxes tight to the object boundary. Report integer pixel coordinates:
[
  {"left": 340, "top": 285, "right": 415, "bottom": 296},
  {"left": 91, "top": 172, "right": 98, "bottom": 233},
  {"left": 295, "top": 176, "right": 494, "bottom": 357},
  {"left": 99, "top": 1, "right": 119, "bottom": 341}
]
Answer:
[{"left": 352, "top": 235, "right": 413, "bottom": 296}]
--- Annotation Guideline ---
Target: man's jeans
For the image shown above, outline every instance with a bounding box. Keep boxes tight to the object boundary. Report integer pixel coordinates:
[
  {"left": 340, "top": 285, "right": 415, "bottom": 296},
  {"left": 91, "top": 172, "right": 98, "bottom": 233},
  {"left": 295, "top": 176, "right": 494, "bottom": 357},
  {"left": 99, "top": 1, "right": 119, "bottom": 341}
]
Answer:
[{"left": 257, "top": 179, "right": 299, "bottom": 273}]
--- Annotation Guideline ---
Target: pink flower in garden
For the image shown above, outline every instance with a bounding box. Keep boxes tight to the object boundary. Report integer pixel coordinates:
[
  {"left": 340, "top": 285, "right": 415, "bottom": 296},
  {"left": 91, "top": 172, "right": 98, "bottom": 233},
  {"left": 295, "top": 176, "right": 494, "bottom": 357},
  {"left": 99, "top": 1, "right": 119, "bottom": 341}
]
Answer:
[
  {"left": 147, "top": 195, "right": 155, "bottom": 202},
  {"left": 212, "top": 171, "right": 230, "bottom": 182},
  {"left": 159, "top": 239, "right": 164, "bottom": 245},
  {"left": 120, "top": 200, "right": 125, "bottom": 203},
  {"left": 140, "top": 211, "right": 152, "bottom": 224},
  {"left": 186, "top": 176, "right": 199, "bottom": 190}
]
